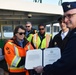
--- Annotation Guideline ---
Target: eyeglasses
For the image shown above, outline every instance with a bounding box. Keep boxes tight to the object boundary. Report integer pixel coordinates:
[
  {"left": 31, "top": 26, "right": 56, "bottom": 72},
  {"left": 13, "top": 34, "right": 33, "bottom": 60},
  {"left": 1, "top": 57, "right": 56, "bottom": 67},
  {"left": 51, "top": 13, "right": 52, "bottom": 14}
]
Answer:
[
  {"left": 39, "top": 28, "right": 44, "bottom": 30},
  {"left": 26, "top": 26, "right": 30, "bottom": 28},
  {"left": 63, "top": 13, "right": 76, "bottom": 19},
  {"left": 17, "top": 32, "right": 25, "bottom": 35}
]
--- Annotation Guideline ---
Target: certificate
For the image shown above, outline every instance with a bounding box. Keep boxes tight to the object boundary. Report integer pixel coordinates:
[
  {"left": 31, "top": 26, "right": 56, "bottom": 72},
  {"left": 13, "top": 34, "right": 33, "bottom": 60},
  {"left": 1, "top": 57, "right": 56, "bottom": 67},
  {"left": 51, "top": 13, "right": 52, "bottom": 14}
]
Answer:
[
  {"left": 43, "top": 48, "right": 61, "bottom": 66},
  {"left": 25, "top": 47, "right": 61, "bottom": 69}
]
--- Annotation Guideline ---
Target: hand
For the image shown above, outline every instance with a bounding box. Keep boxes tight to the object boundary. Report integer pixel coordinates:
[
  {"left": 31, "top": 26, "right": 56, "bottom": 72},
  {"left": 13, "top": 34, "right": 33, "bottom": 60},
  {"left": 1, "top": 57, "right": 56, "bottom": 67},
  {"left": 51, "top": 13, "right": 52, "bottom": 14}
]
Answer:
[{"left": 34, "top": 66, "right": 44, "bottom": 73}]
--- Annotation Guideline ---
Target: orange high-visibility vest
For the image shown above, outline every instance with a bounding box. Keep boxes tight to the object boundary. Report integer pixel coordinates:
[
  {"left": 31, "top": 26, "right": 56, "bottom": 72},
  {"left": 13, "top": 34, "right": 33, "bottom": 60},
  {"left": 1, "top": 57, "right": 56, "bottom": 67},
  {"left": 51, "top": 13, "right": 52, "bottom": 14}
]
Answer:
[{"left": 4, "top": 40, "right": 34, "bottom": 75}]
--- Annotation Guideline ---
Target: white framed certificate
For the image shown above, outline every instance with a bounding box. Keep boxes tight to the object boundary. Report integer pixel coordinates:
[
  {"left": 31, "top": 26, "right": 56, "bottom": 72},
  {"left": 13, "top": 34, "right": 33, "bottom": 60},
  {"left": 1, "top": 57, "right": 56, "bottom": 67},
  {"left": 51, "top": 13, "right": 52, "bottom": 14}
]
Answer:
[
  {"left": 25, "top": 49, "right": 42, "bottom": 69},
  {"left": 25, "top": 47, "right": 61, "bottom": 69},
  {"left": 43, "top": 47, "right": 61, "bottom": 66}
]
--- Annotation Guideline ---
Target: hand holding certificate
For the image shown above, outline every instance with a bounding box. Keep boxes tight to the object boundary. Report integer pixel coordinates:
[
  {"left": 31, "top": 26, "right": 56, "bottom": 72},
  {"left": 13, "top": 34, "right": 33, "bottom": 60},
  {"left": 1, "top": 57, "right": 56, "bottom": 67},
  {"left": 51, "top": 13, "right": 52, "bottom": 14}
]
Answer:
[{"left": 25, "top": 47, "right": 61, "bottom": 69}]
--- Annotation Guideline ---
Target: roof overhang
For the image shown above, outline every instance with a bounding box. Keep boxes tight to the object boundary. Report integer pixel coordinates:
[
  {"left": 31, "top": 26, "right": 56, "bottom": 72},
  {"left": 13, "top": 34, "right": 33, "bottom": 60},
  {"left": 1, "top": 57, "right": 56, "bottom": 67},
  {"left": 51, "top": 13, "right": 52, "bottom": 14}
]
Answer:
[
  {"left": 0, "top": 0, "right": 63, "bottom": 15},
  {"left": 0, "top": 0, "right": 64, "bottom": 24}
]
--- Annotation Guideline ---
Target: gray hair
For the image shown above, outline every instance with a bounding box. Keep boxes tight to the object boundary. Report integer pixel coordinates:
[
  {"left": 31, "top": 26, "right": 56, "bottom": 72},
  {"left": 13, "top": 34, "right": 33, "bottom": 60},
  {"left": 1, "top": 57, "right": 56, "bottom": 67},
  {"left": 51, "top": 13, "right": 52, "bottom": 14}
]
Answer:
[{"left": 25, "top": 21, "right": 32, "bottom": 25}]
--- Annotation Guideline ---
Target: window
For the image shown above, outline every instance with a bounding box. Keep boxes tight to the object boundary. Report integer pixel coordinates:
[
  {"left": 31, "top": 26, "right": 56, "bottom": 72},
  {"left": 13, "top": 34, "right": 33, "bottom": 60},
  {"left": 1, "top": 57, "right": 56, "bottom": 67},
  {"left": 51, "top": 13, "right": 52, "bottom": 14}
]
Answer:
[
  {"left": 52, "top": 23, "right": 60, "bottom": 37},
  {"left": 2, "top": 25, "right": 13, "bottom": 38},
  {"left": 54, "top": 26, "right": 60, "bottom": 32},
  {"left": 46, "top": 24, "right": 51, "bottom": 34}
]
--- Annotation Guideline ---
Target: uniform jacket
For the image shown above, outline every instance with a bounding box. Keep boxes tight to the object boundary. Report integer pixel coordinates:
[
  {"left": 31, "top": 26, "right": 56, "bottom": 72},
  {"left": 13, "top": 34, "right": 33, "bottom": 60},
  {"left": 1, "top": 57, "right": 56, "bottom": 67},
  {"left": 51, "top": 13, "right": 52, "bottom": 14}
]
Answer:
[
  {"left": 4, "top": 37, "right": 34, "bottom": 73},
  {"left": 43, "top": 28, "right": 76, "bottom": 75},
  {"left": 49, "top": 30, "right": 70, "bottom": 53}
]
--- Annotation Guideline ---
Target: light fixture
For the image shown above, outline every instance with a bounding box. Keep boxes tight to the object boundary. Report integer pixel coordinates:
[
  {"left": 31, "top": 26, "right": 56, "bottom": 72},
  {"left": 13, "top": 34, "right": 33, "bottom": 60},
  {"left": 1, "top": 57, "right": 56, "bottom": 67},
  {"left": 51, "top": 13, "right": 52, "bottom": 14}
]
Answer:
[{"left": 28, "top": 14, "right": 32, "bottom": 18}]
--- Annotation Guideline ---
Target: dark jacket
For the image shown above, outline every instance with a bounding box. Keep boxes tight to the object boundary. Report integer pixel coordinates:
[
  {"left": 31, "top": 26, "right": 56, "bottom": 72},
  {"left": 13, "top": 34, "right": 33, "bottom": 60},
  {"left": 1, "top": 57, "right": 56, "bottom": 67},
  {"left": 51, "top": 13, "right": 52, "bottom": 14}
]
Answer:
[
  {"left": 43, "top": 28, "right": 76, "bottom": 75},
  {"left": 25, "top": 28, "right": 37, "bottom": 38},
  {"left": 49, "top": 30, "right": 70, "bottom": 53}
]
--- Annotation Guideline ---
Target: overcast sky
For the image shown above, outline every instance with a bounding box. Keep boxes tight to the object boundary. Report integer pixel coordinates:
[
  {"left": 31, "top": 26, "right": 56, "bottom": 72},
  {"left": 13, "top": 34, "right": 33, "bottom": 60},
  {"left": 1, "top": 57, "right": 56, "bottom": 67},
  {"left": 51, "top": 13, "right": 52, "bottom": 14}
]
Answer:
[{"left": 27, "top": 0, "right": 76, "bottom": 5}]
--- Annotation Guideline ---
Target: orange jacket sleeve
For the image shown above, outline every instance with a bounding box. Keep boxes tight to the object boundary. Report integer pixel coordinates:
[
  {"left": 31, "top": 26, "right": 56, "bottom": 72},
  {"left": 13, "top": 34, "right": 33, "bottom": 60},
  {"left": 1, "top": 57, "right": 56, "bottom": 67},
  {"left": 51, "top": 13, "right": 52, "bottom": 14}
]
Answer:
[{"left": 4, "top": 42, "right": 16, "bottom": 66}]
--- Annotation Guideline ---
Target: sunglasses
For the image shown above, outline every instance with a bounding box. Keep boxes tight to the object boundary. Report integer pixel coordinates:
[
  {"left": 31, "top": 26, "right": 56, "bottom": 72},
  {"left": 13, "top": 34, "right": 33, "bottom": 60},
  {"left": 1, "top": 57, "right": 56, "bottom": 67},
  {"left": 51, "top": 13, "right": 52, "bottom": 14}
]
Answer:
[
  {"left": 17, "top": 32, "right": 25, "bottom": 35},
  {"left": 26, "top": 26, "right": 30, "bottom": 28},
  {"left": 39, "top": 28, "right": 44, "bottom": 30},
  {"left": 63, "top": 13, "right": 76, "bottom": 19}
]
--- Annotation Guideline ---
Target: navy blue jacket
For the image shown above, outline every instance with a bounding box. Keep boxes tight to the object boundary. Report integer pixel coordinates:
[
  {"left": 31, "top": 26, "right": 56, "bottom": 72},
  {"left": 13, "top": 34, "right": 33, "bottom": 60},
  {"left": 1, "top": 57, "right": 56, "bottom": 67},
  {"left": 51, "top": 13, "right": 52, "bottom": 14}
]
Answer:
[
  {"left": 43, "top": 28, "right": 76, "bottom": 75},
  {"left": 49, "top": 30, "right": 70, "bottom": 54}
]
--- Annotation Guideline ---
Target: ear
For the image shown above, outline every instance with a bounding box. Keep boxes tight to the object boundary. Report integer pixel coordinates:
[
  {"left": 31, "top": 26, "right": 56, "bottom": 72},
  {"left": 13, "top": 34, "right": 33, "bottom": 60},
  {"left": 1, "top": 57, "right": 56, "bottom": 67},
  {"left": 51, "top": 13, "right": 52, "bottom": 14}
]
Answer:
[
  {"left": 15, "top": 33, "right": 17, "bottom": 36},
  {"left": 31, "top": 25, "right": 32, "bottom": 28}
]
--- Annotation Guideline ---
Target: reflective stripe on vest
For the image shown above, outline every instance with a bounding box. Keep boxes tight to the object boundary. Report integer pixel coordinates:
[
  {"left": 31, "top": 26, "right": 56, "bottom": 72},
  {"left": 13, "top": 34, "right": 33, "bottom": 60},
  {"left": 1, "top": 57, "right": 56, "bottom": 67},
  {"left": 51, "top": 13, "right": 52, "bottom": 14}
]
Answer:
[
  {"left": 33, "top": 34, "right": 38, "bottom": 49},
  {"left": 14, "top": 46, "right": 19, "bottom": 56},
  {"left": 33, "top": 33, "right": 51, "bottom": 48},
  {"left": 10, "top": 65, "right": 24, "bottom": 69},
  {"left": 27, "top": 44, "right": 31, "bottom": 50},
  {"left": 11, "top": 56, "right": 21, "bottom": 67},
  {"left": 46, "top": 34, "right": 51, "bottom": 48},
  {"left": 11, "top": 46, "right": 21, "bottom": 67}
]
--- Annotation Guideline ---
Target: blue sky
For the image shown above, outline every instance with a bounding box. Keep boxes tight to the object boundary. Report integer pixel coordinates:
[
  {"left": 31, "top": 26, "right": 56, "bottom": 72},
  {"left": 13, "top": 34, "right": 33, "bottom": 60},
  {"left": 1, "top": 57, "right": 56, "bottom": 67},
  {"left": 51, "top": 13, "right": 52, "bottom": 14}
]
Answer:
[
  {"left": 42, "top": 0, "right": 76, "bottom": 4},
  {"left": 27, "top": 0, "right": 76, "bottom": 5}
]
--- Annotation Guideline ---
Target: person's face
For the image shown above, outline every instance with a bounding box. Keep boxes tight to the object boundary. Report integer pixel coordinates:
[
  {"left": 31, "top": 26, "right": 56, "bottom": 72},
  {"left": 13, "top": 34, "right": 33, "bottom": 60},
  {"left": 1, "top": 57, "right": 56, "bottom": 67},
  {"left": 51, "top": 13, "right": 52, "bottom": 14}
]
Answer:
[
  {"left": 25, "top": 23, "right": 32, "bottom": 31},
  {"left": 39, "top": 26, "right": 45, "bottom": 34},
  {"left": 15, "top": 28, "right": 25, "bottom": 41},
  {"left": 59, "top": 20, "right": 68, "bottom": 30},
  {"left": 63, "top": 9, "right": 76, "bottom": 29}
]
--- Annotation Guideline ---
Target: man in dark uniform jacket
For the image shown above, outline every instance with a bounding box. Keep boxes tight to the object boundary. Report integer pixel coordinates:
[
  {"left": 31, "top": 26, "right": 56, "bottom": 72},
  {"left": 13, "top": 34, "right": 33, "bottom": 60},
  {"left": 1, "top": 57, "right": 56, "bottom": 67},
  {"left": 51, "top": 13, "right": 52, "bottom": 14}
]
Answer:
[
  {"left": 49, "top": 17, "right": 70, "bottom": 53},
  {"left": 34, "top": 2, "right": 76, "bottom": 75}
]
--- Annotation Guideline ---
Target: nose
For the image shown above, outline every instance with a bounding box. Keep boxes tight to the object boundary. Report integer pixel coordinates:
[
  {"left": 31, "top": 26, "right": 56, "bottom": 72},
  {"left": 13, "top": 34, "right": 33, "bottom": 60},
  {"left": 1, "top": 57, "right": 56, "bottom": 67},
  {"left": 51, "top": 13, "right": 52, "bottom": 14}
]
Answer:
[{"left": 63, "top": 17, "right": 69, "bottom": 24}]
